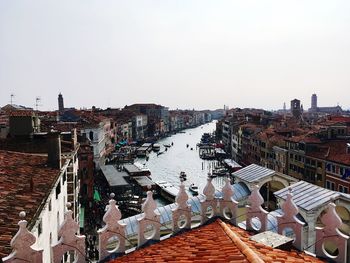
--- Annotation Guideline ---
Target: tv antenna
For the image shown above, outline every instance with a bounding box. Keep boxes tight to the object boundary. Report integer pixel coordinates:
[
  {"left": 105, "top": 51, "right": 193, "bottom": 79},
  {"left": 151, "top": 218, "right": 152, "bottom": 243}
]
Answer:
[
  {"left": 10, "top": 93, "right": 15, "bottom": 105},
  {"left": 35, "top": 97, "right": 42, "bottom": 111}
]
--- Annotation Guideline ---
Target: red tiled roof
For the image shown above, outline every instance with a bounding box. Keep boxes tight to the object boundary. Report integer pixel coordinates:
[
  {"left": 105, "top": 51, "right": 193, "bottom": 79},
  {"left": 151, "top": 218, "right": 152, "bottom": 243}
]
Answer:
[
  {"left": 307, "top": 141, "right": 350, "bottom": 165},
  {"left": 110, "top": 219, "right": 324, "bottom": 263},
  {"left": 0, "top": 150, "right": 60, "bottom": 258},
  {"left": 8, "top": 110, "right": 34, "bottom": 117}
]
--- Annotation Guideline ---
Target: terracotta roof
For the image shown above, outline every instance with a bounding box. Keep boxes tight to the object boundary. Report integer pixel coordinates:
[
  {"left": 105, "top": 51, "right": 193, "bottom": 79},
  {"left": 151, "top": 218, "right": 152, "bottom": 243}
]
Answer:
[
  {"left": 110, "top": 219, "right": 324, "bottom": 263},
  {"left": 8, "top": 110, "right": 34, "bottom": 117},
  {"left": 0, "top": 150, "right": 60, "bottom": 258},
  {"left": 307, "top": 140, "right": 350, "bottom": 165}
]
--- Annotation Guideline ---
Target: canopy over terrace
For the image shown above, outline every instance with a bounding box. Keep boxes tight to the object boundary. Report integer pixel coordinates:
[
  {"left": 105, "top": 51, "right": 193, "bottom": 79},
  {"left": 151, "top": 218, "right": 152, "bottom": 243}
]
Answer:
[
  {"left": 232, "top": 164, "right": 297, "bottom": 191},
  {"left": 100, "top": 165, "right": 131, "bottom": 192},
  {"left": 274, "top": 180, "right": 350, "bottom": 216}
]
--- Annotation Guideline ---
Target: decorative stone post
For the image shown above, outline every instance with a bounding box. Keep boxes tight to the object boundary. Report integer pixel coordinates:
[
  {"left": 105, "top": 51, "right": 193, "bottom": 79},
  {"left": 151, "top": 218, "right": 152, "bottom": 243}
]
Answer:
[
  {"left": 172, "top": 180, "right": 191, "bottom": 233},
  {"left": 200, "top": 178, "right": 218, "bottom": 225},
  {"left": 98, "top": 193, "right": 127, "bottom": 261},
  {"left": 315, "top": 202, "right": 349, "bottom": 263},
  {"left": 137, "top": 189, "right": 161, "bottom": 247},
  {"left": 246, "top": 185, "right": 268, "bottom": 232},
  {"left": 218, "top": 178, "right": 238, "bottom": 225},
  {"left": 276, "top": 187, "right": 305, "bottom": 251},
  {"left": 51, "top": 203, "right": 86, "bottom": 263},
  {"left": 2, "top": 212, "right": 43, "bottom": 263}
]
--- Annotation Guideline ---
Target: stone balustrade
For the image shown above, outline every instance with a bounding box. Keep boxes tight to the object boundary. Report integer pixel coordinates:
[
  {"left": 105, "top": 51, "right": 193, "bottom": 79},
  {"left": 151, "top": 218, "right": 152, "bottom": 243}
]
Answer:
[{"left": 2, "top": 179, "right": 349, "bottom": 263}]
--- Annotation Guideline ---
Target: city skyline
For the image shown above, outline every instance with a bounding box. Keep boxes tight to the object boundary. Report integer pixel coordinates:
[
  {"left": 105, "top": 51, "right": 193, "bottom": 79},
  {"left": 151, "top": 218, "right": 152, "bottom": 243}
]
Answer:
[{"left": 1, "top": 1, "right": 350, "bottom": 111}]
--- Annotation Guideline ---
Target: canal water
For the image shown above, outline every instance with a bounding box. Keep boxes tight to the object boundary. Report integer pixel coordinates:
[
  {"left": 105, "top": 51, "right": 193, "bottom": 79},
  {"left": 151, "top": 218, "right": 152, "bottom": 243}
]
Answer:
[{"left": 136, "top": 121, "right": 228, "bottom": 198}]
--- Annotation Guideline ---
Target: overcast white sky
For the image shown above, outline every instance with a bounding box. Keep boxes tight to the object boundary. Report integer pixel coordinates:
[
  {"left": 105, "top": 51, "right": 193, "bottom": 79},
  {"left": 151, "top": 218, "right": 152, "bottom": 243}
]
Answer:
[{"left": 1, "top": 1, "right": 349, "bottom": 111}]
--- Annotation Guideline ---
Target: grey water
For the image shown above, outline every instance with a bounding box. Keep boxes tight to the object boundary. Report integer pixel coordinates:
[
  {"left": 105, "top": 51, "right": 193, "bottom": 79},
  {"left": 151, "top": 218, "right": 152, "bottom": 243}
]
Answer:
[{"left": 136, "top": 121, "right": 228, "bottom": 197}]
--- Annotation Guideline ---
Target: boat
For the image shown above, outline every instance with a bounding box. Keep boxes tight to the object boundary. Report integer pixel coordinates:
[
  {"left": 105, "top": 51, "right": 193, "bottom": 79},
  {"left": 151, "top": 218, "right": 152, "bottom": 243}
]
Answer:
[
  {"left": 179, "top": 171, "right": 187, "bottom": 181},
  {"left": 212, "top": 168, "right": 228, "bottom": 176},
  {"left": 156, "top": 181, "right": 179, "bottom": 202},
  {"left": 164, "top": 144, "right": 171, "bottom": 148},
  {"left": 186, "top": 144, "right": 189, "bottom": 148},
  {"left": 208, "top": 173, "right": 217, "bottom": 178},
  {"left": 152, "top": 143, "right": 161, "bottom": 152},
  {"left": 189, "top": 184, "right": 199, "bottom": 195}
]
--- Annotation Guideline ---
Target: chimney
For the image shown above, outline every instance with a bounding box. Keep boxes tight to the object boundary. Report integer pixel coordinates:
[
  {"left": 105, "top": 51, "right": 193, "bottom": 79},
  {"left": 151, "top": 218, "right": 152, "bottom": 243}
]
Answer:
[
  {"left": 71, "top": 128, "right": 77, "bottom": 149},
  {"left": 47, "top": 131, "right": 61, "bottom": 169}
]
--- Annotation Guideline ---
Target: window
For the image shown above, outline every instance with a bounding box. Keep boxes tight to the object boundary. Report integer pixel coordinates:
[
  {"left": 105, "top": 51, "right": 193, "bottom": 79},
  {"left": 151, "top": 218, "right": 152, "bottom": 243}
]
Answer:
[
  {"left": 49, "top": 199, "right": 52, "bottom": 211},
  {"left": 38, "top": 219, "right": 42, "bottom": 236},
  {"left": 339, "top": 185, "right": 349, "bottom": 193},
  {"left": 63, "top": 171, "right": 66, "bottom": 185},
  {"left": 55, "top": 182, "right": 61, "bottom": 199},
  {"left": 317, "top": 162, "right": 322, "bottom": 168},
  {"left": 326, "top": 180, "right": 335, "bottom": 191}
]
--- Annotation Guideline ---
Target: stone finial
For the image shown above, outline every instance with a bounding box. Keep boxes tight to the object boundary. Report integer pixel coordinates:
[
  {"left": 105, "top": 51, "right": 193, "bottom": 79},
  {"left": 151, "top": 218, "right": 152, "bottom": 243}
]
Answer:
[
  {"left": 98, "top": 196, "right": 126, "bottom": 260},
  {"left": 172, "top": 181, "right": 191, "bottom": 233},
  {"left": 137, "top": 190, "right": 161, "bottom": 247},
  {"left": 277, "top": 188, "right": 305, "bottom": 251},
  {"left": 2, "top": 212, "right": 43, "bottom": 263},
  {"left": 246, "top": 185, "right": 268, "bottom": 232},
  {"left": 222, "top": 178, "right": 233, "bottom": 201},
  {"left": 200, "top": 178, "right": 218, "bottom": 225},
  {"left": 218, "top": 178, "right": 238, "bottom": 225},
  {"left": 315, "top": 202, "right": 349, "bottom": 263},
  {"left": 203, "top": 178, "right": 215, "bottom": 201},
  {"left": 51, "top": 205, "right": 86, "bottom": 263}
]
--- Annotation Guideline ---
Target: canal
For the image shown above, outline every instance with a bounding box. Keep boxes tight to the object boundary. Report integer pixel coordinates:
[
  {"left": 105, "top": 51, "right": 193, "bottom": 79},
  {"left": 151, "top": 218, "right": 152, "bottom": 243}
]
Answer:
[{"left": 136, "top": 121, "right": 228, "bottom": 198}]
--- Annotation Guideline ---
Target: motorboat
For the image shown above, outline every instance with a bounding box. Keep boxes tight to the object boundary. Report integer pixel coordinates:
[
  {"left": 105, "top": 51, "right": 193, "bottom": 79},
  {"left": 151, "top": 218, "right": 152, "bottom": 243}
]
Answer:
[
  {"left": 212, "top": 168, "right": 228, "bottom": 176},
  {"left": 189, "top": 184, "right": 199, "bottom": 195},
  {"left": 179, "top": 171, "right": 187, "bottom": 181},
  {"left": 152, "top": 143, "right": 161, "bottom": 152}
]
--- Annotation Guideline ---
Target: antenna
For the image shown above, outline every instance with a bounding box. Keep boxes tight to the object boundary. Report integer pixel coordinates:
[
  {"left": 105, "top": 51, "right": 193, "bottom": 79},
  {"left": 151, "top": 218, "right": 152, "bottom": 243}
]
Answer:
[
  {"left": 35, "top": 96, "right": 42, "bottom": 111},
  {"left": 10, "top": 93, "right": 15, "bottom": 105}
]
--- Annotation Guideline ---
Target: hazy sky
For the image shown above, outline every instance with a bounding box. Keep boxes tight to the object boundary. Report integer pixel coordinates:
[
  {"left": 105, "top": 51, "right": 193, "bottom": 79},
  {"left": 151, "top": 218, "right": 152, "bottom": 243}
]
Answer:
[{"left": 1, "top": 1, "right": 350, "bottom": 111}]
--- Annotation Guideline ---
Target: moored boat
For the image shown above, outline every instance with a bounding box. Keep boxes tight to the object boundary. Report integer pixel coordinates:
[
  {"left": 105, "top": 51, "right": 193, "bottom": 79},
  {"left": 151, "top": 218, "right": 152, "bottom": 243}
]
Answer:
[
  {"left": 152, "top": 143, "right": 161, "bottom": 152},
  {"left": 189, "top": 183, "right": 199, "bottom": 195}
]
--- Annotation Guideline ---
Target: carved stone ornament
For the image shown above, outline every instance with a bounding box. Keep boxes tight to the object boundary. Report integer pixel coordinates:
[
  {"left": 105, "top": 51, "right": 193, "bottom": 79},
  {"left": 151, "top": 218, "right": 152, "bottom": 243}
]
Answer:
[
  {"left": 2, "top": 212, "right": 43, "bottom": 263},
  {"left": 277, "top": 188, "right": 305, "bottom": 250},
  {"left": 51, "top": 203, "right": 86, "bottom": 263},
  {"left": 98, "top": 193, "right": 127, "bottom": 261},
  {"left": 246, "top": 185, "right": 268, "bottom": 232},
  {"left": 315, "top": 202, "right": 349, "bottom": 263},
  {"left": 218, "top": 178, "right": 238, "bottom": 225},
  {"left": 137, "top": 190, "right": 161, "bottom": 247},
  {"left": 172, "top": 181, "right": 191, "bottom": 233},
  {"left": 200, "top": 178, "right": 218, "bottom": 224}
]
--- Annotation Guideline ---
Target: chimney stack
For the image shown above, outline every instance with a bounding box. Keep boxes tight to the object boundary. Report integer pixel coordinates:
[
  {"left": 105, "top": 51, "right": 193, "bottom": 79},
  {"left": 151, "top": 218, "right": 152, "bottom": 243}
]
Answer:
[
  {"left": 47, "top": 131, "right": 61, "bottom": 169},
  {"left": 71, "top": 128, "right": 77, "bottom": 149}
]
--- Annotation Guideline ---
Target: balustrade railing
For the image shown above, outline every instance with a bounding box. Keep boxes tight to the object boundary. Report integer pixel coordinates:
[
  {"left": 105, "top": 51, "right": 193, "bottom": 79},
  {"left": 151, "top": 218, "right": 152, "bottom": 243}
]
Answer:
[{"left": 2, "top": 179, "right": 349, "bottom": 263}]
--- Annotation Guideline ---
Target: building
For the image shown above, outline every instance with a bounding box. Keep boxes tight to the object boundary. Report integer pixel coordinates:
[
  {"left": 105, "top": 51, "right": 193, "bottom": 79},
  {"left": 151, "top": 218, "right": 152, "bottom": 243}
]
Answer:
[
  {"left": 311, "top": 93, "right": 317, "bottom": 111},
  {"left": 8, "top": 111, "right": 40, "bottom": 137},
  {"left": 58, "top": 93, "right": 64, "bottom": 112},
  {"left": 291, "top": 99, "right": 302, "bottom": 119},
  {"left": 132, "top": 114, "right": 148, "bottom": 141}
]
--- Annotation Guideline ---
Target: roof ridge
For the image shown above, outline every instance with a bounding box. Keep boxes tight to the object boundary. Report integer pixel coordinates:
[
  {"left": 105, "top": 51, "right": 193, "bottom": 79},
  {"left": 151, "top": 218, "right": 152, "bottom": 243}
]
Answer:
[{"left": 218, "top": 219, "right": 264, "bottom": 263}]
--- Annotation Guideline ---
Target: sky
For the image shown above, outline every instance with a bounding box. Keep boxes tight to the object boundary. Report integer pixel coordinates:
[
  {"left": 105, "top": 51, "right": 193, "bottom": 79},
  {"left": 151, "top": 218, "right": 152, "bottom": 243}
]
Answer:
[{"left": 0, "top": 1, "right": 350, "bottom": 111}]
